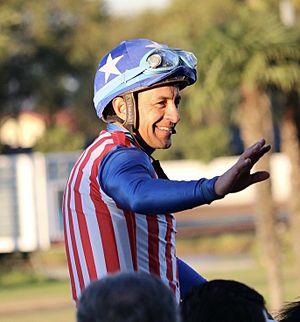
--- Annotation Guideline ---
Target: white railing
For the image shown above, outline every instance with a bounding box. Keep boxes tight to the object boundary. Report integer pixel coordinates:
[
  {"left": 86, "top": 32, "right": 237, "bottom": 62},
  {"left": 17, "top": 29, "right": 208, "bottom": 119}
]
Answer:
[{"left": 0, "top": 151, "right": 290, "bottom": 253}]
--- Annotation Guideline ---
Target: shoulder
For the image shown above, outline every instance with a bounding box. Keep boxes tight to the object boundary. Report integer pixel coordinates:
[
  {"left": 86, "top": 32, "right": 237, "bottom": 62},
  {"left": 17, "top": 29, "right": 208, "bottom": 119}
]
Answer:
[
  {"left": 98, "top": 130, "right": 150, "bottom": 165},
  {"left": 87, "top": 130, "right": 136, "bottom": 159},
  {"left": 103, "top": 145, "right": 150, "bottom": 166},
  {"left": 106, "top": 130, "right": 134, "bottom": 148},
  {"left": 98, "top": 145, "right": 154, "bottom": 184},
  {"left": 92, "top": 130, "right": 133, "bottom": 146}
]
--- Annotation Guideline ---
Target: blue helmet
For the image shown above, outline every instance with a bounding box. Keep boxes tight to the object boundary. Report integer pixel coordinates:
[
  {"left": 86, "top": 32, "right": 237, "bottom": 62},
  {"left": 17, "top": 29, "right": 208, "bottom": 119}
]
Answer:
[{"left": 93, "top": 39, "right": 197, "bottom": 119}]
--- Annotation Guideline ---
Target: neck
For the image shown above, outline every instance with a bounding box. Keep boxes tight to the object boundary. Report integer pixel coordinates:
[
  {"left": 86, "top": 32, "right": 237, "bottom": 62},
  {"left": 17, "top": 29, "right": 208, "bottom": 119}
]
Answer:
[
  {"left": 133, "top": 131, "right": 155, "bottom": 156},
  {"left": 108, "top": 122, "right": 155, "bottom": 156}
]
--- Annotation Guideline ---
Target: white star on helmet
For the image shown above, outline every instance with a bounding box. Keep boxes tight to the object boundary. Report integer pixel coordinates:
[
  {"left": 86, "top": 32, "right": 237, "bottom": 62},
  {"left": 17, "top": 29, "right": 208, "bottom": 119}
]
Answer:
[{"left": 99, "top": 53, "right": 124, "bottom": 83}]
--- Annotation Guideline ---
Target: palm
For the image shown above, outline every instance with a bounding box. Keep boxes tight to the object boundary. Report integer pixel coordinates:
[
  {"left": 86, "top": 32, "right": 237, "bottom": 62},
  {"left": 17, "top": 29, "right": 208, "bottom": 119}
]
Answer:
[{"left": 215, "top": 139, "right": 271, "bottom": 196}]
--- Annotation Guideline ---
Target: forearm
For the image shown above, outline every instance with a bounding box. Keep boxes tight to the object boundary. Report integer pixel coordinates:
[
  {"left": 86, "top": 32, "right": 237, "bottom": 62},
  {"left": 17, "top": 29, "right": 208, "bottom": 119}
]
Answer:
[
  {"left": 106, "top": 176, "right": 219, "bottom": 214},
  {"left": 99, "top": 147, "right": 222, "bottom": 214}
]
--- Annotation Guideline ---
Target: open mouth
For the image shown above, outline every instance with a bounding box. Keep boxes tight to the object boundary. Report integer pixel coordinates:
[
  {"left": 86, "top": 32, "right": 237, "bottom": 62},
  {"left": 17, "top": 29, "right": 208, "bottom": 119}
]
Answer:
[{"left": 156, "top": 126, "right": 176, "bottom": 134}]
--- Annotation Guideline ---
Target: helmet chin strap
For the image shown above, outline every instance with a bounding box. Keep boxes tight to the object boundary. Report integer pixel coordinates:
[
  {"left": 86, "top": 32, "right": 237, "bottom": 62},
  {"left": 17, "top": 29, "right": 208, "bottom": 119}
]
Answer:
[
  {"left": 122, "top": 92, "right": 147, "bottom": 149},
  {"left": 122, "top": 92, "right": 146, "bottom": 150},
  {"left": 122, "top": 92, "right": 137, "bottom": 132}
]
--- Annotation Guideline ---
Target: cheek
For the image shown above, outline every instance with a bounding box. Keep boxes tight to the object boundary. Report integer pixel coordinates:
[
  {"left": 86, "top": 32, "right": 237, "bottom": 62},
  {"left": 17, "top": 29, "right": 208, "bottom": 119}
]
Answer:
[{"left": 140, "top": 111, "right": 158, "bottom": 128}]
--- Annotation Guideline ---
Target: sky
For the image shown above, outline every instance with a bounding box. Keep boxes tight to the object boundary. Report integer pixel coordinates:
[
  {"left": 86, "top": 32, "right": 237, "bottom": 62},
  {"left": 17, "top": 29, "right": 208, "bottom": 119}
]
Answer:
[{"left": 105, "top": 0, "right": 170, "bottom": 15}]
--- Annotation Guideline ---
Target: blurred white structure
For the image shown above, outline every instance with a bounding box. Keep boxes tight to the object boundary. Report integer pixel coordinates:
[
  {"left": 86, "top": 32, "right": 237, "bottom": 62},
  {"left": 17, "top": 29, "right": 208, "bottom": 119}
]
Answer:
[
  {"left": 0, "top": 112, "right": 46, "bottom": 148},
  {"left": 0, "top": 151, "right": 79, "bottom": 252},
  {"left": 279, "top": 0, "right": 296, "bottom": 27},
  {"left": 105, "top": 0, "right": 170, "bottom": 16},
  {"left": 0, "top": 153, "right": 49, "bottom": 252},
  {"left": 0, "top": 151, "right": 290, "bottom": 253}
]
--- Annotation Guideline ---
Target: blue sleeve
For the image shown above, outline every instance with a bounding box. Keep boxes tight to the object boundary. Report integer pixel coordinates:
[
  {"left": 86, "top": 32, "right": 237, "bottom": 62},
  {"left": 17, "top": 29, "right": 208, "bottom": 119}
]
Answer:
[
  {"left": 177, "top": 257, "right": 207, "bottom": 299},
  {"left": 99, "top": 146, "right": 222, "bottom": 214}
]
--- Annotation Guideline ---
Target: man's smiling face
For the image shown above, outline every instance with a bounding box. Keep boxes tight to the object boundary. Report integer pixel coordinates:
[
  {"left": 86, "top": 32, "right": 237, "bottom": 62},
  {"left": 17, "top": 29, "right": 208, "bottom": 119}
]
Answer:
[{"left": 136, "top": 85, "right": 181, "bottom": 149}]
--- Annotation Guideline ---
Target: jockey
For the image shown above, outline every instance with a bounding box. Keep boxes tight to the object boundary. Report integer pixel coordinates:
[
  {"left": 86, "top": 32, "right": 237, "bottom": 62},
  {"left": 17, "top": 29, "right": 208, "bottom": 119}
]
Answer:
[{"left": 63, "top": 38, "right": 271, "bottom": 304}]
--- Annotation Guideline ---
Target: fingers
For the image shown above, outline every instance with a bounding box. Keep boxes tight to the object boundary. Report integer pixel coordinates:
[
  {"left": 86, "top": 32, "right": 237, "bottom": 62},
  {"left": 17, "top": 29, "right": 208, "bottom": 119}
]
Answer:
[
  {"left": 243, "top": 138, "right": 266, "bottom": 158},
  {"left": 249, "top": 171, "right": 270, "bottom": 185},
  {"left": 215, "top": 139, "right": 271, "bottom": 196},
  {"left": 250, "top": 143, "right": 271, "bottom": 165},
  {"left": 235, "top": 157, "right": 252, "bottom": 175},
  {"left": 241, "top": 138, "right": 271, "bottom": 166}
]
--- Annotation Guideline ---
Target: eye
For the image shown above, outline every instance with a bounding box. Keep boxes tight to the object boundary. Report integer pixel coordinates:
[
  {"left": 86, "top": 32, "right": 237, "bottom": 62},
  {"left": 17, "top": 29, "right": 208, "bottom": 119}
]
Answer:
[{"left": 155, "top": 100, "right": 166, "bottom": 108}]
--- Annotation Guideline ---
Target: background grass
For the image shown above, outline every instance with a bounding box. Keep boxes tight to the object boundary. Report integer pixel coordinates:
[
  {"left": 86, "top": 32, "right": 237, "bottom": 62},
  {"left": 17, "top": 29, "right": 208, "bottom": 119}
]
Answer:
[
  {"left": 0, "top": 278, "right": 75, "bottom": 322},
  {"left": 0, "top": 231, "right": 298, "bottom": 322}
]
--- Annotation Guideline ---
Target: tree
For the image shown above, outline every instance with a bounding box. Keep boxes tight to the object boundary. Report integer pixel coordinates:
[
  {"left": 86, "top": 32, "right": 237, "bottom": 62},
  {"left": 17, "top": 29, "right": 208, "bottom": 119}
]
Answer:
[
  {"left": 177, "top": 3, "right": 300, "bottom": 309},
  {"left": 0, "top": 0, "right": 109, "bottom": 139},
  {"left": 280, "top": 90, "right": 300, "bottom": 290},
  {"left": 278, "top": 0, "right": 300, "bottom": 291},
  {"left": 34, "top": 124, "right": 85, "bottom": 152}
]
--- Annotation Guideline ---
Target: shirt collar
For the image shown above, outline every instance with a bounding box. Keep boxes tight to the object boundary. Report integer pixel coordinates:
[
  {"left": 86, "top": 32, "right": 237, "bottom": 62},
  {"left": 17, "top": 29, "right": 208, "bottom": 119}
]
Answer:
[
  {"left": 106, "top": 123, "right": 155, "bottom": 155},
  {"left": 107, "top": 122, "right": 130, "bottom": 134}
]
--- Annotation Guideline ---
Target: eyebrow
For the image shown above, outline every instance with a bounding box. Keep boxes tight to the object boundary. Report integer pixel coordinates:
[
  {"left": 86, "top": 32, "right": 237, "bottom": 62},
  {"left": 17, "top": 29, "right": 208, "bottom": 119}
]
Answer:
[{"left": 154, "top": 94, "right": 182, "bottom": 102}]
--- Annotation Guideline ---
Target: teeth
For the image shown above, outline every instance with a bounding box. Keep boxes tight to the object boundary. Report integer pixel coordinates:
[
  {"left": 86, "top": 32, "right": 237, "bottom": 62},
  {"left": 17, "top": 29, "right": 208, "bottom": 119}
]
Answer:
[{"left": 158, "top": 126, "right": 172, "bottom": 132}]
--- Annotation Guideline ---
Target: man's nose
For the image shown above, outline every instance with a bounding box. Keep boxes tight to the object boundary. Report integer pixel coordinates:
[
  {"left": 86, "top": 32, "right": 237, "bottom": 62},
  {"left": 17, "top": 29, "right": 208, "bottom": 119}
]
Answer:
[{"left": 165, "top": 103, "right": 180, "bottom": 124}]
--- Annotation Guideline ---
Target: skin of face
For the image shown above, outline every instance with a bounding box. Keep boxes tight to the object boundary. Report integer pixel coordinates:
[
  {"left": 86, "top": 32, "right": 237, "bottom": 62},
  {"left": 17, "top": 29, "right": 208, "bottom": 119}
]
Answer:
[{"left": 136, "top": 85, "right": 181, "bottom": 149}]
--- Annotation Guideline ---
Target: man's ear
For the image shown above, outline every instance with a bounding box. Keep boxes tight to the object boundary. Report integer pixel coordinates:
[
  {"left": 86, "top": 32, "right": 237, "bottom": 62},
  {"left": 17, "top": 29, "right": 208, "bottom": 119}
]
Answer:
[{"left": 112, "top": 97, "right": 127, "bottom": 122}]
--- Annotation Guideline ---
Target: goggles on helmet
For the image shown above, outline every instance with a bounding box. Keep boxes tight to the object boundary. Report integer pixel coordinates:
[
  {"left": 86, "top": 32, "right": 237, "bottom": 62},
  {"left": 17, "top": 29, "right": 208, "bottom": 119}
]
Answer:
[
  {"left": 93, "top": 48, "right": 197, "bottom": 110},
  {"left": 142, "top": 48, "right": 197, "bottom": 74}
]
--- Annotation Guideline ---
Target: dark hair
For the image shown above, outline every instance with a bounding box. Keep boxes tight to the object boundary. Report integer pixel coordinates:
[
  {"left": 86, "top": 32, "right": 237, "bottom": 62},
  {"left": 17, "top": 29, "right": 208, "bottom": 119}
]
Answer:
[
  {"left": 102, "top": 101, "right": 123, "bottom": 123},
  {"left": 277, "top": 300, "right": 300, "bottom": 322},
  {"left": 77, "top": 272, "right": 180, "bottom": 322},
  {"left": 180, "top": 279, "right": 267, "bottom": 322}
]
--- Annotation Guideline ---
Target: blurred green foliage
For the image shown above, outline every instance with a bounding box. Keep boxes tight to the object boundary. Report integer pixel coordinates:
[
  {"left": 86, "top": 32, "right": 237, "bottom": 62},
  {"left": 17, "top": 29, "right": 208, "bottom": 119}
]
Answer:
[
  {"left": 0, "top": 0, "right": 299, "bottom": 159},
  {"left": 34, "top": 124, "right": 85, "bottom": 152}
]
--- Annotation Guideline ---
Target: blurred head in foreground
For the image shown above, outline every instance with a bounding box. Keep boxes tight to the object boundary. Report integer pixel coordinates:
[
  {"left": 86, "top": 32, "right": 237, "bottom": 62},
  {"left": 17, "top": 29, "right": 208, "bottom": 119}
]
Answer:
[
  {"left": 276, "top": 299, "right": 300, "bottom": 322},
  {"left": 181, "top": 279, "right": 276, "bottom": 322},
  {"left": 77, "top": 272, "right": 180, "bottom": 322}
]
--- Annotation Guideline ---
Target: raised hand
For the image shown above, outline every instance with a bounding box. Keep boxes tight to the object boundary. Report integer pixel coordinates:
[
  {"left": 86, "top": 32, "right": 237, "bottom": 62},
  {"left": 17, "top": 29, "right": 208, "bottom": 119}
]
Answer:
[{"left": 214, "top": 138, "right": 272, "bottom": 197}]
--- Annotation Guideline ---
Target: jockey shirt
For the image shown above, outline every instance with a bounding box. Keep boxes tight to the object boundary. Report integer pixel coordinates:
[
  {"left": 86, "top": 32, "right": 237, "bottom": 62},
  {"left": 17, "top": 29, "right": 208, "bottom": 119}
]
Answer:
[{"left": 63, "top": 123, "right": 221, "bottom": 303}]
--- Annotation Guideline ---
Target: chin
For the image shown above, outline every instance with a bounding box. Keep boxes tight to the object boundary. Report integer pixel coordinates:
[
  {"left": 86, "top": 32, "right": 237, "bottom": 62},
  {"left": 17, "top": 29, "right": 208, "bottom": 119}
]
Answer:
[{"left": 157, "top": 142, "right": 172, "bottom": 150}]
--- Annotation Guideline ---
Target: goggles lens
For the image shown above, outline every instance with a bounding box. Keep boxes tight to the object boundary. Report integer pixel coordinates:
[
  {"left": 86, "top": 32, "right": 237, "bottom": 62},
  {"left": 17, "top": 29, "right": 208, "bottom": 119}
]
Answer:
[
  {"left": 176, "top": 50, "right": 197, "bottom": 69},
  {"left": 144, "top": 48, "right": 197, "bottom": 72}
]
